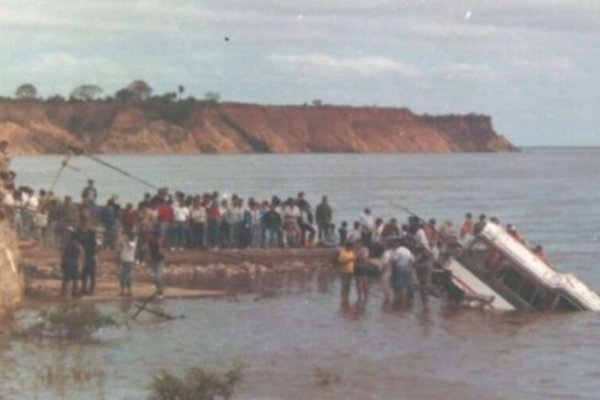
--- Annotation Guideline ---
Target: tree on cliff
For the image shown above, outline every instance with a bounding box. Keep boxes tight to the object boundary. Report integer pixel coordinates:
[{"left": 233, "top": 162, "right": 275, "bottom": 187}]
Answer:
[
  {"left": 70, "top": 84, "right": 103, "bottom": 101},
  {"left": 127, "top": 80, "right": 152, "bottom": 101},
  {"left": 15, "top": 83, "right": 38, "bottom": 100},
  {"left": 115, "top": 80, "right": 153, "bottom": 104}
]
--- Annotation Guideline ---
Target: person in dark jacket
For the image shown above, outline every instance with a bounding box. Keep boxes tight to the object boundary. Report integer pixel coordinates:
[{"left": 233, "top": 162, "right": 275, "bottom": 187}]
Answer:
[
  {"left": 315, "top": 196, "right": 332, "bottom": 241},
  {"left": 78, "top": 226, "right": 98, "bottom": 295},
  {"left": 61, "top": 228, "right": 83, "bottom": 297},
  {"left": 148, "top": 232, "right": 165, "bottom": 297}
]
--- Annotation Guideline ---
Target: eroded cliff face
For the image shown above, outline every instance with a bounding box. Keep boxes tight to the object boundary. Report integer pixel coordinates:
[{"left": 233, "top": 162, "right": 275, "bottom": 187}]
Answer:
[
  {"left": 0, "top": 101, "right": 517, "bottom": 155},
  {"left": 0, "top": 223, "right": 22, "bottom": 319}
]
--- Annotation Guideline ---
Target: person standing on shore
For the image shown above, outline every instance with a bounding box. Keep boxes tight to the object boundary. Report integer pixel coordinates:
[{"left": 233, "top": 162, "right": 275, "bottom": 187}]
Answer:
[
  {"left": 81, "top": 179, "right": 98, "bottom": 206},
  {"left": 338, "top": 241, "right": 357, "bottom": 309},
  {"left": 119, "top": 232, "right": 137, "bottom": 296},
  {"left": 315, "top": 196, "right": 332, "bottom": 241},
  {"left": 79, "top": 225, "right": 99, "bottom": 296},
  {"left": 148, "top": 232, "right": 166, "bottom": 298},
  {"left": 60, "top": 227, "right": 83, "bottom": 298},
  {"left": 190, "top": 196, "right": 207, "bottom": 249}
]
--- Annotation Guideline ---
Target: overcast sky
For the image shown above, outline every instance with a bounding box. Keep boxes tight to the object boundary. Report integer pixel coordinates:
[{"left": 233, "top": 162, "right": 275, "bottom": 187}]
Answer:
[{"left": 1, "top": 0, "right": 598, "bottom": 146}]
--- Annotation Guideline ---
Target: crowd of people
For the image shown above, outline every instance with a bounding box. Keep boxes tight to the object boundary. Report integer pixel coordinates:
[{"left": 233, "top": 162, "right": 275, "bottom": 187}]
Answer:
[
  {"left": 1, "top": 178, "right": 340, "bottom": 253},
  {"left": 335, "top": 210, "right": 552, "bottom": 312}
]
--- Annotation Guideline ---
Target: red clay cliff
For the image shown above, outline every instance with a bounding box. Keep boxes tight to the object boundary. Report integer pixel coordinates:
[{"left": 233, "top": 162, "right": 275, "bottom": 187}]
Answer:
[{"left": 0, "top": 100, "right": 516, "bottom": 155}]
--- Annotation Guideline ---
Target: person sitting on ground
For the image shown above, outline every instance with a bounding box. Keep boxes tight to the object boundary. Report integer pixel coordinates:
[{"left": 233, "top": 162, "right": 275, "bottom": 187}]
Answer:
[
  {"left": 347, "top": 221, "right": 362, "bottom": 243},
  {"left": 319, "top": 223, "right": 339, "bottom": 248}
]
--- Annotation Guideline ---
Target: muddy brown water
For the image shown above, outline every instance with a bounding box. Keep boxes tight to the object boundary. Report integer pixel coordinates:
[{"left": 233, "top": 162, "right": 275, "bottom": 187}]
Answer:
[
  {"left": 2, "top": 270, "right": 600, "bottom": 399},
  {"left": 4, "top": 148, "right": 600, "bottom": 399}
]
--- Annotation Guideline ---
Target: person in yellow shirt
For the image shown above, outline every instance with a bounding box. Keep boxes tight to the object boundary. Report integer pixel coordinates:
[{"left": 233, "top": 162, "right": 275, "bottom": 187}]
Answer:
[{"left": 338, "top": 241, "right": 356, "bottom": 308}]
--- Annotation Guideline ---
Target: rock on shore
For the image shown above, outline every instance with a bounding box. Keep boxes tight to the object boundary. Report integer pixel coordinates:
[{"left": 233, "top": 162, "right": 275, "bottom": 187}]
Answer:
[{"left": 0, "top": 101, "right": 516, "bottom": 154}]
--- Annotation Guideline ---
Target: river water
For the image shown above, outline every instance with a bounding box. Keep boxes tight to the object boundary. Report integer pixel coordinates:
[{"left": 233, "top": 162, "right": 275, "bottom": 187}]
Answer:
[{"left": 2, "top": 148, "right": 600, "bottom": 399}]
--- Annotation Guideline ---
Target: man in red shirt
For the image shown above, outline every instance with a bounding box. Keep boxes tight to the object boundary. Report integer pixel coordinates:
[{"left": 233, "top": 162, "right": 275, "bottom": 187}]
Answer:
[{"left": 157, "top": 199, "right": 174, "bottom": 247}]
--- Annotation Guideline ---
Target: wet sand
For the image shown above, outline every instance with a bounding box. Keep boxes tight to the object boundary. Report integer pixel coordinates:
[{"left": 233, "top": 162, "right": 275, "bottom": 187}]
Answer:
[{"left": 24, "top": 278, "right": 228, "bottom": 303}]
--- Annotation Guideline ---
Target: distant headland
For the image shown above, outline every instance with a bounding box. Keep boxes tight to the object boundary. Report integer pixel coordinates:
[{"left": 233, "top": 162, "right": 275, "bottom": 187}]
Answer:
[{"left": 0, "top": 84, "right": 516, "bottom": 155}]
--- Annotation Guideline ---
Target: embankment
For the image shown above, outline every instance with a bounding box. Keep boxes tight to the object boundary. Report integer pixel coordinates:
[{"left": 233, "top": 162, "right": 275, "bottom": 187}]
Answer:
[
  {"left": 22, "top": 247, "right": 337, "bottom": 301},
  {"left": 0, "top": 101, "right": 517, "bottom": 154}
]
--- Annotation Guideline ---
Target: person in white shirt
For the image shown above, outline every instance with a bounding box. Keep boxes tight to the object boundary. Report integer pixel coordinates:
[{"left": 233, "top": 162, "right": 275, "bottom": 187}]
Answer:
[
  {"left": 392, "top": 240, "right": 415, "bottom": 306},
  {"left": 171, "top": 199, "right": 190, "bottom": 250},
  {"left": 415, "top": 221, "right": 431, "bottom": 252},
  {"left": 359, "top": 208, "right": 375, "bottom": 248},
  {"left": 282, "top": 198, "right": 301, "bottom": 247},
  {"left": 380, "top": 242, "right": 397, "bottom": 305},
  {"left": 119, "top": 232, "right": 137, "bottom": 296},
  {"left": 190, "top": 197, "right": 207, "bottom": 249}
]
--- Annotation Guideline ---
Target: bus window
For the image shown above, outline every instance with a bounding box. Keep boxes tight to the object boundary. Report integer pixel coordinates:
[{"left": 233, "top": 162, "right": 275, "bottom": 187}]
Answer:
[
  {"left": 501, "top": 268, "right": 524, "bottom": 293},
  {"left": 554, "top": 296, "right": 578, "bottom": 311},
  {"left": 518, "top": 280, "right": 537, "bottom": 303},
  {"left": 530, "top": 292, "right": 545, "bottom": 309},
  {"left": 462, "top": 239, "right": 490, "bottom": 271}
]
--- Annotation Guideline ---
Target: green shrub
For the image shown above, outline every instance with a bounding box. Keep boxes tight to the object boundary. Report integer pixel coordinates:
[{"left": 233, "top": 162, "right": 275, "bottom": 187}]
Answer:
[
  {"left": 22, "top": 303, "right": 119, "bottom": 340},
  {"left": 149, "top": 363, "right": 245, "bottom": 400}
]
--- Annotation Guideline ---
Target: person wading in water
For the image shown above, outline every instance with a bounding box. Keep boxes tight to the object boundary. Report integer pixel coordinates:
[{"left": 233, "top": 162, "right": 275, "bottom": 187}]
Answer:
[
  {"left": 338, "top": 241, "right": 356, "bottom": 309},
  {"left": 353, "top": 239, "right": 371, "bottom": 308},
  {"left": 148, "top": 232, "right": 166, "bottom": 298}
]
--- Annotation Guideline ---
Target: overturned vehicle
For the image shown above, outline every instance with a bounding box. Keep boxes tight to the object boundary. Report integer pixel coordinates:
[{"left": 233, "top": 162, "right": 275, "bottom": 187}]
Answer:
[{"left": 444, "top": 223, "right": 600, "bottom": 311}]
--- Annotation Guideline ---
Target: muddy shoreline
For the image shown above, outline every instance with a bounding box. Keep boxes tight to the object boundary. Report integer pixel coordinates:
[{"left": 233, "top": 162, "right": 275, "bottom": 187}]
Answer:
[{"left": 20, "top": 247, "right": 338, "bottom": 304}]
